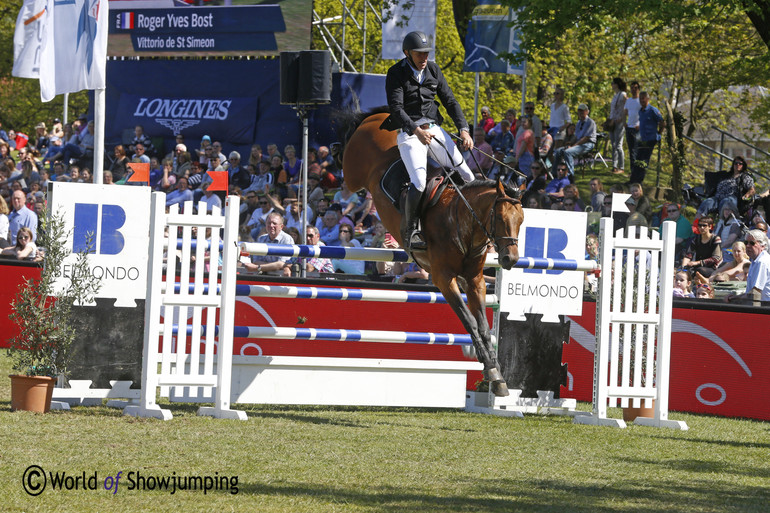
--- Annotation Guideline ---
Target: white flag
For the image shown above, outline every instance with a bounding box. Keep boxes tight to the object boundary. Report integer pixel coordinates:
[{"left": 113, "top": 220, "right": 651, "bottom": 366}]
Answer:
[
  {"left": 12, "top": 0, "right": 49, "bottom": 79},
  {"left": 39, "top": 0, "right": 109, "bottom": 103}
]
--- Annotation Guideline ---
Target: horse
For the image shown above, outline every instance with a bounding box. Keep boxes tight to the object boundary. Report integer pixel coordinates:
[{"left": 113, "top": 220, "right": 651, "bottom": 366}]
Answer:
[{"left": 341, "top": 110, "right": 524, "bottom": 396}]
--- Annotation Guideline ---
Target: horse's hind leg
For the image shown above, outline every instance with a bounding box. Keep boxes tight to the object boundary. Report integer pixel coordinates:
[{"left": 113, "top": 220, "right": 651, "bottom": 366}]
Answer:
[
  {"left": 465, "top": 274, "right": 510, "bottom": 397},
  {"left": 433, "top": 272, "right": 510, "bottom": 397}
]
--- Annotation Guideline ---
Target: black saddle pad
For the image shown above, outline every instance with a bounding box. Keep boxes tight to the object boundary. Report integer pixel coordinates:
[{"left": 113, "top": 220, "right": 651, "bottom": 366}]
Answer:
[{"left": 380, "top": 157, "right": 443, "bottom": 209}]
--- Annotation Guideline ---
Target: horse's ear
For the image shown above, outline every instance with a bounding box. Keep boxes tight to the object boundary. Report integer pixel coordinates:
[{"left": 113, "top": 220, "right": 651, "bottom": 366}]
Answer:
[{"left": 496, "top": 178, "right": 506, "bottom": 196}]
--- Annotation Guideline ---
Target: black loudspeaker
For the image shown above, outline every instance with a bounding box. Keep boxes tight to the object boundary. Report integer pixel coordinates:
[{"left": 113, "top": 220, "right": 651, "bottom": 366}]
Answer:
[
  {"left": 297, "top": 50, "right": 332, "bottom": 104},
  {"left": 280, "top": 51, "right": 301, "bottom": 105}
]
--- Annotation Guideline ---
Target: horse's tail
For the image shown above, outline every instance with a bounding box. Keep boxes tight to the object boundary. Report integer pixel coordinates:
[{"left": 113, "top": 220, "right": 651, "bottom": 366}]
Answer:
[{"left": 333, "top": 105, "right": 391, "bottom": 150}]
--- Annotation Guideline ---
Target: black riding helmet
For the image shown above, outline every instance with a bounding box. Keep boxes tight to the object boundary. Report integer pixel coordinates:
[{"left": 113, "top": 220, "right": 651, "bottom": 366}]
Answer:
[{"left": 402, "top": 31, "right": 433, "bottom": 53}]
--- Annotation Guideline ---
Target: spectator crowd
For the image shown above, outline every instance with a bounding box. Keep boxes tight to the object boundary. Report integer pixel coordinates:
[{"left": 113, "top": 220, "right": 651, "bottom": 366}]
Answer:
[{"left": 1, "top": 79, "right": 768, "bottom": 299}]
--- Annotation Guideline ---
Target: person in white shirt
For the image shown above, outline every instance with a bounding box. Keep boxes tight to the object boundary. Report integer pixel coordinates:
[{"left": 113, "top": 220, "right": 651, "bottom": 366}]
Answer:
[
  {"left": 624, "top": 81, "right": 642, "bottom": 165},
  {"left": 548, "top": 87, "right": 571, "bottom": 141}
]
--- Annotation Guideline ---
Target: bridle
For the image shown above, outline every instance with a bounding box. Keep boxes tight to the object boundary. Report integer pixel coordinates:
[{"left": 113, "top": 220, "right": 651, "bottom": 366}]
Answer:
[
  {"left": 487, "top": 195, "right": 521, "bottom": 254},
  {"left": 428, "top": 139, "right": 521, "bottom": 253}
]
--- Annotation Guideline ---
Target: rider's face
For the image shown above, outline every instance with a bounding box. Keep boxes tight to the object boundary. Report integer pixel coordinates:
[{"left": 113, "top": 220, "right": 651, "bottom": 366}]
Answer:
[{"left": 408, "top": 50, "right": 429, "bottom": 71}]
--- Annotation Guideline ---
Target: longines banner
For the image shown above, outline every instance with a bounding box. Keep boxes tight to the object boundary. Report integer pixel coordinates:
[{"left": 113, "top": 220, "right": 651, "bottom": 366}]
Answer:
[
  {"left": 113, "top": 93, "right": 259, "bottom": 144},
  {"left": 107, "top": 0, "right": 311, "bottom": 57}
]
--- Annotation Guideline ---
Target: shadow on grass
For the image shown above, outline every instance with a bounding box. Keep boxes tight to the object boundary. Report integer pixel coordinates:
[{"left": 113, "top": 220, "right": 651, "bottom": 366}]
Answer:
[
  {"left": 617, "top": 456, "right": 770, "bottom": 479},
  {"left": 236, "top": 476, "right": 769, "bottom": 512}
]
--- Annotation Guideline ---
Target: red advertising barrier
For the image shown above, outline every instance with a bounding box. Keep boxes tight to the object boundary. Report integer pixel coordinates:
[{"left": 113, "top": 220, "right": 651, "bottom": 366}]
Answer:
[{"left": 2, "top": 264, "right": 768, "bottom": 420}]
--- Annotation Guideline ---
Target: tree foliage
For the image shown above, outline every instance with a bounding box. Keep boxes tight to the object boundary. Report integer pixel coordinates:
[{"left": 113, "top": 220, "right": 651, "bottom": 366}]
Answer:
[{"left": 0, "top": 0, "right": 88, "bottom": 138}]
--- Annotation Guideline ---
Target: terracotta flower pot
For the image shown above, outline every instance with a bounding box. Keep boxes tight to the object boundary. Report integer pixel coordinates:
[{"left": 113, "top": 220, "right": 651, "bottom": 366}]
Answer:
[
  {"left": 10, "top": 375, "right": 56, "bottom": 413},
  {"left": 623, "top": 399, "right": 655, "bottom": 422}
]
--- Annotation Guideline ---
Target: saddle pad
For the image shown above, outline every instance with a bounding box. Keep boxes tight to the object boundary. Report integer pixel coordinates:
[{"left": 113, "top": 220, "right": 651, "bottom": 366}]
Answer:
[{"left": 379, "top": 157, "right": 446, "bottom": 209}]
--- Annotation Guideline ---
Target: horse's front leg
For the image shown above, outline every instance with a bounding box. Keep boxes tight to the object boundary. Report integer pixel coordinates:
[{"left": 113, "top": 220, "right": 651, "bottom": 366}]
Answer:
[
  {"left": 465, "top": 273, "right": 509, "bottom": 397},
  {"left": 433, "top": 271, "right": 510, "bottom": 397}
]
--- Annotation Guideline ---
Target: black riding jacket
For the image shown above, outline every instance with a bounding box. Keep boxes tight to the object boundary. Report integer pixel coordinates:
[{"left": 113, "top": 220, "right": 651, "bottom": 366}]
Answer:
[{"left": 383, "top": 58, "right": 469, "bottom": 136}]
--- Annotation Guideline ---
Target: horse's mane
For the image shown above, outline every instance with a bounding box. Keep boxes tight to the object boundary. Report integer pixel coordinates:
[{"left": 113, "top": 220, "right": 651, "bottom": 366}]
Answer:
[
  {"left": 333, "top": 106, "right": 390, "bottom": 149},
  {"left": 460, "top": 178, "right": 521, "bottom": 199}
]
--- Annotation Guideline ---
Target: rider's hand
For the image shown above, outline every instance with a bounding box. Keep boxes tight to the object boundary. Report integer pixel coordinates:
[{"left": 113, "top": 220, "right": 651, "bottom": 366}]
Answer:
[
  {"left": 460, "top": 130, "right": 474, "bottom": 151},
  {"left": 414, "top": 126, "right": 433, "bottom": 145}
]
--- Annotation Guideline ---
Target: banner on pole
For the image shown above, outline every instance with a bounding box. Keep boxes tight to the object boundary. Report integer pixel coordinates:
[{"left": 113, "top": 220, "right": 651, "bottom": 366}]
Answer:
[
  {"left": 20, "top": 0, "right": 110, "bottom": 102},
  {"left": 463, "top": 6, "right": 524, "bottom": 75}
]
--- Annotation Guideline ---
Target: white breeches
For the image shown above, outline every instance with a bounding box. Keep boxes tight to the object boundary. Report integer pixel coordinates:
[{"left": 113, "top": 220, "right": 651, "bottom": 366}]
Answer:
[{"left": 396, "top": 125, "right": 474, "bottom": 191}]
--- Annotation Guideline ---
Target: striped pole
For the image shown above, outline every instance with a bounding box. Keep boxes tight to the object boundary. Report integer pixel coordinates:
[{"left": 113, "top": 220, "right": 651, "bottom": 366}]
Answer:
[
  {"left": 240, "top": 243, "right": 599, "bottom": 272},
  {"left": 233, "top": 326, "right": 473, "bottom": 345},
  {"left": 171, "top": 325, "right": 472, "bottom": 345},
  {"left": 235, "top": 284, "right": 499, "bottom": 306},
  {"left": 168, "top": 284, "right": 498, "bottom": 305}
]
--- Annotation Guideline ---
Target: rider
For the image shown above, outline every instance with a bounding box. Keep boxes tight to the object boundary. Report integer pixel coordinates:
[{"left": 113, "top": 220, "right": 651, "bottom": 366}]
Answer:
[{"left": 383, "top": 31, "right": 475, "bottom": 250}]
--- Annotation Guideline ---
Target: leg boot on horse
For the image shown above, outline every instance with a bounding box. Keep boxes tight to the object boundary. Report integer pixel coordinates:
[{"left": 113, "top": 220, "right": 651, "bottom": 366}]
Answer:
[{"left": 400, "top": 183, "right": 427, "bottom": 251}]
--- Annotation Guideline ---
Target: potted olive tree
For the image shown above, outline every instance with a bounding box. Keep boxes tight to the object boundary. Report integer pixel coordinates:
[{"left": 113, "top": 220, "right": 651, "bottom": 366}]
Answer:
[{"left": 7, "top": 210, "right": 100, "bottom": 413}]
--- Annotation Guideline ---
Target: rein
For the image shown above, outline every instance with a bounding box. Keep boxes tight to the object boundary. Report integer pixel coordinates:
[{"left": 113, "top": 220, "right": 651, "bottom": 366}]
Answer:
[{"left": 429, "top": 139, "right": 520, "bottom": 253}]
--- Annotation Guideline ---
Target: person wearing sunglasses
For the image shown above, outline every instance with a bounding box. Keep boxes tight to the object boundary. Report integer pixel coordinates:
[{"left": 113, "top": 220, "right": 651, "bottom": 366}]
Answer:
[
  {"left": 681, "top": 216, "right": 722, "bottom": 279},
  {"left": 728, "top": 229, "right": 770, "bottom": 303}
]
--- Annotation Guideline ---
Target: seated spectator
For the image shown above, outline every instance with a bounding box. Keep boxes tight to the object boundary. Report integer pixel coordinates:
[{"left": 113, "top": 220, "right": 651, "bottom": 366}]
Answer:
[
  {"left": 279, "top": 198, "right": 312, "bottom": 233},
  {"left": 266, "top": 143, "right": 281, "bottom": 161},
  {"left": 56, "top": 120, "right": 95, "bottom": 165},
  {"left": 199, "top": 181, "right": 222, "bottom": 213},
  {"left": 314, "top": 197, "right": 330, "bottom": 229},
  {"left": 34, "top": 123, "right": 49, "bottom": 153},
  {"left": 334, "top": 182, "right": 361, "bottom": 219},
  {"left": 248, "top": 144, "right": 263, "bottom": 169},
  {"left": 478, "top": 106, "right": 495, "bottom": 134},
  {"left": 0, "top": 195, "right": 9, "bottom": 247},
  {"left": 681, "top": 216, "right": 722, "bottom": 279},
  {"left": 129, "top": 125, "right": 154, "bottom": 157},
  {"left": 521, "top": 160, "right": 548, "bottom": 207},
  {"left": 710, "top": 241, "right": 750, "bottom": 282},
  {"left": 103, "top": 170, "right": 115, "bottom": 185},
  {"left": 245, "top": 159, "right": 274, "bottom": 195},
  {"left": 392, "top": 261, "right": 430, "bottom": 284},
  {"left": 227, "top": 151, "right": 251, "bottom": 191},
  {"left": 317, "top": 145, "right": 339, "bottom": 183},
  {"left": 1, "top": 226, "right": 38, "bottom": 261},
  {"left": 538, "top": 125, "right": 554, "bottom": 167},
  {"left": 306, "top": 171, "right": 326, "bottom": 214},
  {"left": 525, "top": 193, "right": 546, "bottom": 209},
  {"left": 727, "top": 229, "right": 770, "bottom": 303},
  {"left": 282, "top": 145, "right": 302, "bottom": 187},
  {"left": 241, "top": 212, "right": 294, "bottom": 275},
  {"left": 696, "top": 156, "right": 755, "bottom": 220},
  {"left": 195, "top": 136, "right": 211, "bottom": 165},
  {"left": 673, "top": 269, "right": 695, "bottom": 298},
  {"left": 351, "top": 190, "right": 377, "bottom": 229},
  {"left": 662, "top": 202, "right": 692, "bottom": 260},
  {"left": 489, "top": 120, "right": 515, "bottom": 159},
  {"left": 714, "top": 199, "right": 742, "bottom": 263},
  {"left": 587, "top": 177, "right": 606, "bottom": 213},
  {"left": 303, "top": 225, "right": 334, "bottom": 275},
  {"left": 42, "top": 135, "right": 64, "bottom": 165},
  {"left": 247, "top": 194, "right": 275, "bottom": 240},
  {"left": 165, "top": 176, "right": 193, "bottom": 208},
  {"left": 695, "top": 283, "right": 714, "bottom": 299},
  {"left": 553, "top": 123, "right": 576, "bottom": 151},
  {"left": 131, "top": 142, "right": 150, "bottom": 164},
  {"left": 319, "top": 209, "right": 341, "bottom": 246},
  {"left": 8, "top": 189, "right": 37, "bottom": 244},
  {"left": 551, "top": 104, "right": 596, "bottom": 176},
  {"left": 562, "top": 184, "right": 585, "bottom": 211},
  {"left": 109, "top": 144, "right": 130, "bottom": 181},
  {"left": 487, "top": 109, "right": 517, "bottom": 140},
  {"left": 545, "top": 163, "right": 571, "bottom": 201},
  {"left": 334, "top": 224, "right": 365, "bottom": 274}
]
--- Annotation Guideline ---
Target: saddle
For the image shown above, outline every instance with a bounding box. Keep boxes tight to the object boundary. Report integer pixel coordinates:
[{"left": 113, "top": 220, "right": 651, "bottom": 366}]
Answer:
[{"left": 379, "top": 158, "right": 460, "bottom": 217}]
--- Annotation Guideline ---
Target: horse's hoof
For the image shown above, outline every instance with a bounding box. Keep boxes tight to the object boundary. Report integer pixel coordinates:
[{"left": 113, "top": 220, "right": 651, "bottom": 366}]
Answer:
[{"left": 492, "top": 381, "right": 510, "bottom": 397}]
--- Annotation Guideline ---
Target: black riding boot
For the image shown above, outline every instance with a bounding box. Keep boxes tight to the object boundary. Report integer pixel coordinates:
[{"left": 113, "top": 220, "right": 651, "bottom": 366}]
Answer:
[{"left": 400, "top": 184, "right": 427, "bottom": 250}]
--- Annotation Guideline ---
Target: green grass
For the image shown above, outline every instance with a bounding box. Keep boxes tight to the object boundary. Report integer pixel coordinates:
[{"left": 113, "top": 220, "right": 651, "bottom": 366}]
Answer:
[{"left": 2, "top": 351, "right": 768, "bottom": 513}]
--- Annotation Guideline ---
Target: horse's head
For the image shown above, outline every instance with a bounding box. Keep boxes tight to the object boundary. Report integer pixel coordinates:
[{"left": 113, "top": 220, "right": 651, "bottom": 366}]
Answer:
[{"left": 491, "top": 179, "right": 524, "bottom": 270}]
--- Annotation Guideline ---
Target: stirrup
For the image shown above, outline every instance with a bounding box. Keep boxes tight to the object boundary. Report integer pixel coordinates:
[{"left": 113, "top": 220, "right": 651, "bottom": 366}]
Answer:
[{"left": 407, "top": 230, "right": 427, "bottom": 250}]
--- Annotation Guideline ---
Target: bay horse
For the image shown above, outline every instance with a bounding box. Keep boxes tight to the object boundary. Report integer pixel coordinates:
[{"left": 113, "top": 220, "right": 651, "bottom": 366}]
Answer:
[{"left": 341, "top": 110, "right": 524, "bottom": 396}]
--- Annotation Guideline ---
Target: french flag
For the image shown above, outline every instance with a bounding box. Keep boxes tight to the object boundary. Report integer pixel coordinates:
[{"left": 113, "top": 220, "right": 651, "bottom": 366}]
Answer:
[{"left": 118, "top": 11, "right": 134, "bottom": 29}]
